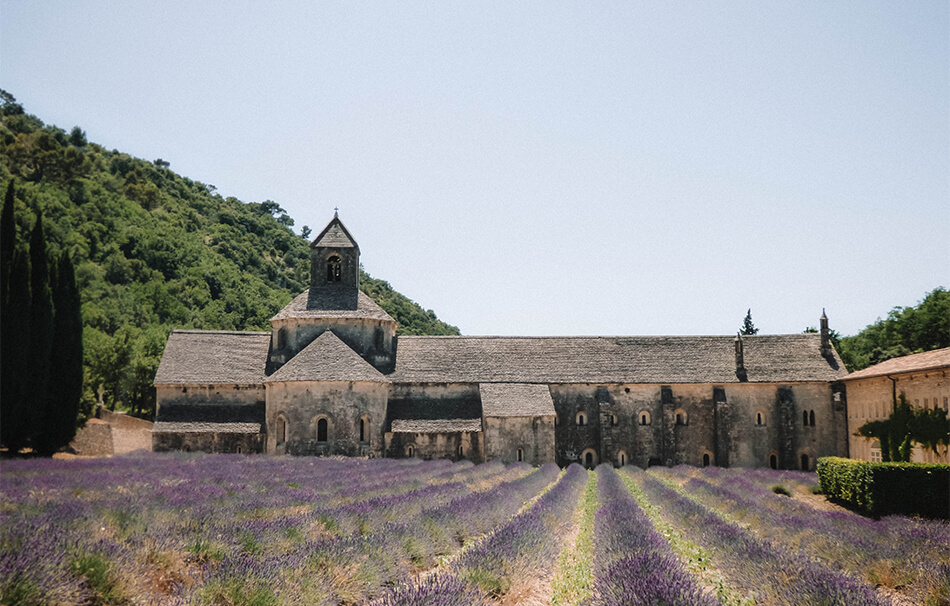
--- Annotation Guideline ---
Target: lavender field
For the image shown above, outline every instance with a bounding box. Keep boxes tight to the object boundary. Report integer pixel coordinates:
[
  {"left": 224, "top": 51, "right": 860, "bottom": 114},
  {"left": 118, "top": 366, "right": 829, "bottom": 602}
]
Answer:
[{"left": 1, "top": 454, "right": 947, "bottom": 606}]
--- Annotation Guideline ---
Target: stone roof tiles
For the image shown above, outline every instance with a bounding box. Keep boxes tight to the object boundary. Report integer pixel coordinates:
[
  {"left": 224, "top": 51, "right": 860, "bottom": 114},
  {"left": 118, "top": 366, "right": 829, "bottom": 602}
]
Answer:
[
  {"left": 154, "top": 330, "right": 270, "bottom": 385},
  {"left": 390, "top": 419, "right": 483, "bottom": 433},
  {"left": 389, "top": 333, "right": 847, "bottom": 384},
  {"left": 480, "top": 383, "right": 556, "bottom": 417},
  {"left": 265, "top": 331, "right": 389, "bottom": 383},
  {"left": 152, "top": 422, "right": 263, "bottom": 434},
  {"left": 842, "top": 347, "right": 950, "bottom": 381},
  {"left": 270, "top": 289, "right": 395, "bottom": 322}
]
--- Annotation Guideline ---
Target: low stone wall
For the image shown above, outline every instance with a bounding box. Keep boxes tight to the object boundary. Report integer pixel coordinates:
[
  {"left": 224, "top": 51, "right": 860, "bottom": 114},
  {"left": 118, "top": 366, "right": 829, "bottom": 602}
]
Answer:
[
  {"left": 70, "top": 410, "right": 154, "bottom": 456},
  {"left": 70, "top": 419, "right": 113, "bottom": 456}
]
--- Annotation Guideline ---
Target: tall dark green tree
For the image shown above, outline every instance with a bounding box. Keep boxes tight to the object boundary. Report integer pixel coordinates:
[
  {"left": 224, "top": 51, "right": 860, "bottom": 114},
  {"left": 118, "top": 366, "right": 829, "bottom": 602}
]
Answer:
[
  {"left": 0, "top": 180, "right": 14, "bottom": 304},
  {"left": 28, "top": 212, "right": 54, "bottom": 454},
  {"left": 1, "top": 249, "right": 31, "bottom": 452},
  {"left": 43, "top": 252, "right": 83, "bottom": 453},
  {"left": 740, "top": 309, "right": 759, "bottom": 335}
]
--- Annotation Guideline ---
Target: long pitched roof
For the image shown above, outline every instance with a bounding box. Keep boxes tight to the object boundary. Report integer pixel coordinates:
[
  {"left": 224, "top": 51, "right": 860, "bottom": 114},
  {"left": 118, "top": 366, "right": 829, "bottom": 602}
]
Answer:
[
  {"left": 390, "top": 419, "right": 482, "bottom": 433},
  {"left": 389, "top": 333, "right": 847, "bottom": 384},
  {"left": 480, "top": 383, "right": 556, "bottom": 417},
  {"left": 271, "top": 289, "right": 395, "bottom": 322},
  {"left": 154, "top": 330, "right": 270, "bottom": 385},
  {"left": 265, "top": 331, "right": 389, "bottom": 383},
  {"left": 842, "top": 347, "right": 950, "bottom": 381}
]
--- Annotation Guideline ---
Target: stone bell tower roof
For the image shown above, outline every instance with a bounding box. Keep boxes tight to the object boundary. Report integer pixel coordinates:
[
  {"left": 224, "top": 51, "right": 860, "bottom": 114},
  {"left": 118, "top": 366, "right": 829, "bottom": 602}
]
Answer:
[{"left": 311, "top": 213, "right": 359, "bottom": 251}]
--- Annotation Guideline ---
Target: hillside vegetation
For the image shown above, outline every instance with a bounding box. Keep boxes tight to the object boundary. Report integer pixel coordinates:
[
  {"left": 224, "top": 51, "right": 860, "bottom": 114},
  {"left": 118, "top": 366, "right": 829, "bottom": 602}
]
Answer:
[
  {"left": 836, "top": 287, "right": 948, "bottom": 372},
  {"left": 0, "top": 93, "right": 457, "bottom": 422}
]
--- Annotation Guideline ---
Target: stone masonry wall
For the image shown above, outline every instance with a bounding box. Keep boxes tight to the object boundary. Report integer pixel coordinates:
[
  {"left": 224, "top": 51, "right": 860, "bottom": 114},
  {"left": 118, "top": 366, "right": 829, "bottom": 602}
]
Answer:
[
  {"left": 551, "top": 382, "right": 842, "bottom": 470},
  {"left": 266, "top": 380, "right": 389, "bottom": 456},
  {"left": 483, "top": 416, "right": 555, "bottom": 465}
]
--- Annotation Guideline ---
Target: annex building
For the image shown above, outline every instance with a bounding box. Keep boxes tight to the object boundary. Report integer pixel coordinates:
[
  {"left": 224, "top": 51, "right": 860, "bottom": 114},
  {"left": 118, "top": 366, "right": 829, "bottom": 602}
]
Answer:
[
  {"left": 153, "top": 215, "right": 850, "bottom": 469},
  {"left": 842, "top": 347, "right": 950, "bottom": 464}
]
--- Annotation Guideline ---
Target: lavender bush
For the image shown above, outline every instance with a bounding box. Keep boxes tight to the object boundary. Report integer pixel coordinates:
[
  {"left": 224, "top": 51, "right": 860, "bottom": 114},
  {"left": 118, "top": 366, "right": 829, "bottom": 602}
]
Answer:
[{"left": 584, "top": 465, "right": 719, "bottom": 606}]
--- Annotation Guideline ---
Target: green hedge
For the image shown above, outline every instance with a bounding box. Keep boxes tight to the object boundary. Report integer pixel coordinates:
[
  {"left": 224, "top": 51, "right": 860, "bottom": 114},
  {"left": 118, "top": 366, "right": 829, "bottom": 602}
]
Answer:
[{"left": 817, "top": 457, "right": 950, "bottom": 519}]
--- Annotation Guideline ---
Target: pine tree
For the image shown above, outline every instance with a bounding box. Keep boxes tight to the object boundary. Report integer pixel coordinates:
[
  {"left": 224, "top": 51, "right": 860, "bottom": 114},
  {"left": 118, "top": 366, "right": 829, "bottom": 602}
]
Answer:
[
  {"left": 28, "top": 212, "right": 54, "bottom": 454},
  {"left": 1, "top": 249, "right": 31, "bottom": 452},
  {"left": 46, "top": 251, "right": 83, "bottom": 451},
  {"left": 740, "top": 309, "right": 759, "bottom": 335}
]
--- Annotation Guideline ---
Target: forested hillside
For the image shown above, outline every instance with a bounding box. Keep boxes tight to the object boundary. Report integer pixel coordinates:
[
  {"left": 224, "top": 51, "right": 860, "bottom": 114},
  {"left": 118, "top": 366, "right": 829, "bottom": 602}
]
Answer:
[
  {"left": 836, "top": 287, "right": 948, "bottom": 372},
  {"left": 0, "top": 92, "right": 458, "bottom": 422}
]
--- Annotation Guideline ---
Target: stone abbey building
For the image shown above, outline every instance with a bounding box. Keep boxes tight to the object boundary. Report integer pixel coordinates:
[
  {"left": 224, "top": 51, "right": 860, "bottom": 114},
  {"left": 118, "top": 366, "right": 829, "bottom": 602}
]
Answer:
[{"left": 153, "top": 215, "right": 850, "bottom": 469}]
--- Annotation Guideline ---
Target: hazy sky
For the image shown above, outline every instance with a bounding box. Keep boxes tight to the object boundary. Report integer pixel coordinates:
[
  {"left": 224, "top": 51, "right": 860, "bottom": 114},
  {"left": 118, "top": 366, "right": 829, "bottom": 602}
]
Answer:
[{"left": 2, "top": 2, "right": 947, "bottom": 337}]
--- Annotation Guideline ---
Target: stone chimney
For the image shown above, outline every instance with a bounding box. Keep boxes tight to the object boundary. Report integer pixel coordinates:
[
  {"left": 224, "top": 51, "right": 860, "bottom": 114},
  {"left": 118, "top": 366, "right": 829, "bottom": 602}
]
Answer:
[
  {"left": 735, "top": 333, "right": 748, "bottom": 382},
  {"left": 820, "top": 309, "right": 832, "bottom": 357}
]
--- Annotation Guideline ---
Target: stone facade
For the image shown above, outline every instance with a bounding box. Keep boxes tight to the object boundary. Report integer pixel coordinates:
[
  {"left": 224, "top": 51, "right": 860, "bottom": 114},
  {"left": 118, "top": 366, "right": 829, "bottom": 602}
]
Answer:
[
  {"left": 153, "top": 215, "right": 851, "bottom": 469},
  {"left": 843, "top": 348, "right": 949, "bottom": 464}
]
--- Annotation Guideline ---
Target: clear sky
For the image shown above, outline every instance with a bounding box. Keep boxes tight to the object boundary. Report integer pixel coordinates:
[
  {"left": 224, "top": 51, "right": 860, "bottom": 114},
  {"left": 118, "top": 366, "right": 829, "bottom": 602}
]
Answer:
[{"left": 2, "top": 1, "right": 947, "bottom": 337}]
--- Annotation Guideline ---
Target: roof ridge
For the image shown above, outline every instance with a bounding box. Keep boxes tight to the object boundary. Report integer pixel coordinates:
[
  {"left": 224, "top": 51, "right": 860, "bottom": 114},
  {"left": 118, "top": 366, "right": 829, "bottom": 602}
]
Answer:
[
  {"left": 397, "top": 333, "right": 814, "bottom": 340},
  {"left": 171, "top": 329, "right": 270, "bottom": 336}
]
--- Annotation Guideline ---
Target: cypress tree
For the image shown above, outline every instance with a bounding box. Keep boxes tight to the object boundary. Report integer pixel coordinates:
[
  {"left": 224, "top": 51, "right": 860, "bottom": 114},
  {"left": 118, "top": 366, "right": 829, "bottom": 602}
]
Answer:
[
  {"left": 28, "top": 212, "right": 54, "bottom": 454},
  {"left": 0, "top": 180, "right": 14, "bottom": 305},
  {"left": 45, "top": 251, "right": 83, "bottom": 452},
  {"left": 1, "top": 249, "right": 31, "bottom": 452}
]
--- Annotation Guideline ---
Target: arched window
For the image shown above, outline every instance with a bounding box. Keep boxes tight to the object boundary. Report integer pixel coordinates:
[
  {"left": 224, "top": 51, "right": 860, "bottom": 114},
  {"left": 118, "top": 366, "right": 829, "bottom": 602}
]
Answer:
[
  {"left": 809, "top": 410, "right": 816, "bottom": 427},
  {"left": 803, "top": 410, "right": 809, "bottom": 427},
  {"left": 576, "top": 411, "right": 587, "bottom": 426},
  {"left": 458, "top": 444, "right": 464, "bottom": 457},
  {"left": 275, "top": 416, "right": 287, "bottom": 444},
  {"left": 617, "top": 451, "right": 627, "bottom": 467},
  {"left": 674, "top": 408, "right": 688, "bottom": 426},
  {"left": 769, "top": 453, "right": 778, "bottom": 469},
  {"left": 517, "top": 448, "right": 524, "bottom": 462},
  {"left": 359, "top": 417, "right": 367, "bottom": 443},
  {"left": 755, "top": 411, "right": 765, "bottom": 426},
  {"left": 317, "top": 418, "right": 328, "bottom": 442},
  {"left": 800, "top": 453, "right": 810, "bottom": 471},
  {"left": 236, "top": 446, "right": 243, "bottom": 454},
  {"left": 406, "top": 445, "right": 414, "bottom": 457},
  {"left": 639, "top": 411, "right": 651, "bottom": 426},
  {"left": 702, "top": 453, "right": 710, "bottom": 467},
  {"left": 326, "top": 254, "right": 342, "bottom": 282}
]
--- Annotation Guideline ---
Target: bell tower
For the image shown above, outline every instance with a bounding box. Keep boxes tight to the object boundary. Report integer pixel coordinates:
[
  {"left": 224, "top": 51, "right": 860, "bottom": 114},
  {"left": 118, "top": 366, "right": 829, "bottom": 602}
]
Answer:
[{"left": 309, "top": 211, "right": 360, "bottom": 309}]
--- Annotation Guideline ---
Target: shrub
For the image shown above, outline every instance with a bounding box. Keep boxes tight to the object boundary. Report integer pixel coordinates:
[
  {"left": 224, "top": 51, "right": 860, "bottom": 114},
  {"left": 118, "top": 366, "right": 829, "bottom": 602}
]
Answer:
[
  {"left": 817, "top": 457, "right": 950, "bottom": 519},
  {"left": 769, "top": 484, "right": 791, "bottom": 497}
]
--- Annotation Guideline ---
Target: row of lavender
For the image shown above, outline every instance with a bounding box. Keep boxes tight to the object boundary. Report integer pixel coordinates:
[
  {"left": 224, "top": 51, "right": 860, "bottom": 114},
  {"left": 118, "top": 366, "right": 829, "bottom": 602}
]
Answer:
[
  {"left": 0, "top": 454, "right": 553, "bottom": 605},
  {"left": 652, "top": 465, "right": 950, "bottom": 605},
  {"left": 630, "top": 468, "right": 894, "bottom": 605},
  {"left": 376, "top": 463, "right": 590, "bottom": 605}
]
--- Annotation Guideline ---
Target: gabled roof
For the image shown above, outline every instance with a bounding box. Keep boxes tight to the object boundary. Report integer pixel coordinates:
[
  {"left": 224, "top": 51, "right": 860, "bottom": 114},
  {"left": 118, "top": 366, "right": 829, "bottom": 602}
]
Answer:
[
  {"left": 265, "top": 330, "right": 389, "bottom": 383},
  {"left": 480, "top": 383, "right": 556, "bottom": 417},
  {"left": 154, "top": 330, "right": 270, "bottom": 385},
  {"left": 388, "top": 333, "right": 847, "bottom": 384},
  {"left": 311, "top": 215, "right": 358, "bottom": 250},
  {"left": 842, "top": 347, "right": 950, "bottom": 381},
  {"left": 390, "top": 419, "right": 482, "bottom": 433},
  {"left": 270, "top": 289, "right": 396, "bottom": 322}
]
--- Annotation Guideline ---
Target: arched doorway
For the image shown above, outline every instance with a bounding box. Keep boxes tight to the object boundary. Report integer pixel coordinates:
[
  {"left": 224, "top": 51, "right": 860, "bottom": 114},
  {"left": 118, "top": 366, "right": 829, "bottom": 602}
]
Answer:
[
  {"left": 769, "top": 453, "right": 778, "bottom": 469},
  {"left": 581, "top": 448, "right": 597, "bottom": 469}
]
